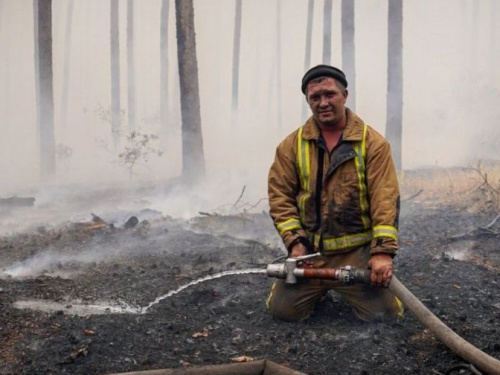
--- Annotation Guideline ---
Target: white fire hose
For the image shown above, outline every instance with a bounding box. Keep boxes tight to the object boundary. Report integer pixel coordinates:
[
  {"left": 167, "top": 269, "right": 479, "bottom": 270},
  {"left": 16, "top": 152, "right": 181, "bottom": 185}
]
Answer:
[{"left": 266, "top": 254, "right": 500, "bottom": 375}]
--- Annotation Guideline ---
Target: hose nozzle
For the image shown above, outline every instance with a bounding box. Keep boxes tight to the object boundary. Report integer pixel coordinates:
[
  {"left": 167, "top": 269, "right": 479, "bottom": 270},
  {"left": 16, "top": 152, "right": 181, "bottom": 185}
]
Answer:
[{"left": 266, "top": 255, "right": 371, "bottom": 285}]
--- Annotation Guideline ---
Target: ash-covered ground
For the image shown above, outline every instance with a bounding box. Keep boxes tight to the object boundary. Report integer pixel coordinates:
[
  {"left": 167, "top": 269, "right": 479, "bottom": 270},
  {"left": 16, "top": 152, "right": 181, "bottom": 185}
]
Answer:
[{"left": 1, "top": 183, "right": 500, "bottom": 375}]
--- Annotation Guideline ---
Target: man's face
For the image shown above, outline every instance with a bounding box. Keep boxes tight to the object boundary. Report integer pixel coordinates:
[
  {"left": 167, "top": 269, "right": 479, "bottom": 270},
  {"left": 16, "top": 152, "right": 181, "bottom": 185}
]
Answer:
[{"left": 306, "top": 77, "right": 347, "bottom": 128}]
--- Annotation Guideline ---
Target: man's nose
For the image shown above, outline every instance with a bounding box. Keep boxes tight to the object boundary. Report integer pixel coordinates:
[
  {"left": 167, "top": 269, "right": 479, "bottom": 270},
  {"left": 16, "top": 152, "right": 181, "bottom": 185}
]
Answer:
[{"left": 319, "top": 96, "right": 329, "bottom": 107}]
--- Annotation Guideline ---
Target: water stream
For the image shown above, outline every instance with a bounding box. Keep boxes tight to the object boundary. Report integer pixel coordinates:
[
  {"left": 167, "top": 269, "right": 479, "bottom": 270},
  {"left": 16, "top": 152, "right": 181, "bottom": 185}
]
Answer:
[
  {"left": 139, "top": 268, "right": 267, "bottom": 313},
  {"left": 14, "top": 268, "right": 267, "bottom": 316}
]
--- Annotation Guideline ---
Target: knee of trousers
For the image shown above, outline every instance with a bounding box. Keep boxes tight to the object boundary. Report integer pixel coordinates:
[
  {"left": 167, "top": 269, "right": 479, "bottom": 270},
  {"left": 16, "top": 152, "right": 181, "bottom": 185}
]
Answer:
[
  {"left": 354, "top": 296, "right": 403, "bottom": 322},
  {"left": 267, "top": 297, "right": 311, "bottom": 322},
  {"left": 266, "top": 283, "right": 313, "bottom": 322}
]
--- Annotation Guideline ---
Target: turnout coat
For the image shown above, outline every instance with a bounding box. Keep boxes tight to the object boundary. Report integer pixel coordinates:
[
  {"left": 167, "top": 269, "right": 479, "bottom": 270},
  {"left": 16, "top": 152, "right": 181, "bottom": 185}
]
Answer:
[{"left": 268, "top": 108, "right": 400, "bottom": 256}]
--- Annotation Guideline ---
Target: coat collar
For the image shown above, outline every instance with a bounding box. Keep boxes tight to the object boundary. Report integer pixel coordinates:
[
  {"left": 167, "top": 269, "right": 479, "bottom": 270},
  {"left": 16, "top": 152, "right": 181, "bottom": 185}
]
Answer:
[{"left": 301, "top": 108, "right": 364, "bottom": 142}]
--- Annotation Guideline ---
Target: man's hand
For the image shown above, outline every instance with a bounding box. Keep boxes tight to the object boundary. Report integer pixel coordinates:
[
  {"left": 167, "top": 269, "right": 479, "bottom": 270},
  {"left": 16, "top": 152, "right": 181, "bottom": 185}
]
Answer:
[
  {"left": 289, "top": 243, "right": 315, "bottom": 268},
  {"left": 367, "top": 254, "right": 393, "bottom": 287},
  {"left": 290, "top": 243, "right": 308, "bottom": 258}
]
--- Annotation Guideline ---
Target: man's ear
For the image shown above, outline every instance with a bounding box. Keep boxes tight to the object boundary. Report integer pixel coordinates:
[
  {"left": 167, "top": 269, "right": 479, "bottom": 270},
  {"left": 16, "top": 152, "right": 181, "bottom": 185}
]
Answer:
[{"left": 344, "top": 89, "right": 349, "bottom": 100}]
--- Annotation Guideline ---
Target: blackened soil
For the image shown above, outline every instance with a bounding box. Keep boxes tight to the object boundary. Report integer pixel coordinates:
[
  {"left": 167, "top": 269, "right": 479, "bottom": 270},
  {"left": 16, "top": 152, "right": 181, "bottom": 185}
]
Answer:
[{"left": 1, "top": 203, "right": 500, "bottom": 375}]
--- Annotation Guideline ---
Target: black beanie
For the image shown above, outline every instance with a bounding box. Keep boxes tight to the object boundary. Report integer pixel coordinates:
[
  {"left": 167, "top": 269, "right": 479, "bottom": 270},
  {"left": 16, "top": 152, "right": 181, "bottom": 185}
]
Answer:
[{"left": 301, "top": 65, "right": 348, "bottom": 94}]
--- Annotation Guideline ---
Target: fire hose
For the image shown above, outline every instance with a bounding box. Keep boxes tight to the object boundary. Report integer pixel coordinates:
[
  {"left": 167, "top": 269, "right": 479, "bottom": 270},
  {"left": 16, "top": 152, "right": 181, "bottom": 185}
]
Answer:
[{"left": 266, "top": 253, "right": 500, "bottom": 375}]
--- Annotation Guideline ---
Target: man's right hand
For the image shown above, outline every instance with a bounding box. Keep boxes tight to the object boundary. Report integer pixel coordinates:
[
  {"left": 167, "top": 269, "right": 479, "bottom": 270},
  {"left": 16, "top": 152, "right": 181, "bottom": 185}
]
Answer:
[
  {"left": 290, "top": 243, "right": 315, "bottom": 267},
  {"left": 290, "top": 242, "right": 308, "bottom": 258}
]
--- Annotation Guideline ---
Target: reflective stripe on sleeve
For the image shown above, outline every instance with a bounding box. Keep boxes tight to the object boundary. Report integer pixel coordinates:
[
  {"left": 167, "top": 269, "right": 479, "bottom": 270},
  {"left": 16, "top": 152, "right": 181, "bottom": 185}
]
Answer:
[
  {"left": 276, "top": 218, "right": 302, "bottom": 236},
  {"left": 373, "top": 225, "right": 398, "bottom": 241}
]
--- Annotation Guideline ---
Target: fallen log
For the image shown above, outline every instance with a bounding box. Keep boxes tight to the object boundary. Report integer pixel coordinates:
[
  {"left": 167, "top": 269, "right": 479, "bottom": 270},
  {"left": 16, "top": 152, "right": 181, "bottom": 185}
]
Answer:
[
  {"left": 0, "top": 197, "right": 35, "bottom": 207},
  {"left": 448, "top": 213, "right": 500, "bottom": 241},
  {"left": 91, "top": 213, "right": 107, "bottom": 225},
  {"left": 83, "top": 223, "right": 108, "bottom": 231}
]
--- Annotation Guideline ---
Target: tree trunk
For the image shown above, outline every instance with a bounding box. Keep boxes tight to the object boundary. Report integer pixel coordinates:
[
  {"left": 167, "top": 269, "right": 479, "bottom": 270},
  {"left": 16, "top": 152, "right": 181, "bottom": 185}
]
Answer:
[
  {"left": 127, "top": 0, "right": 136, "bottom": 132},
  {"left": 110, "top": 0, "right": 121, "bottom": 150},
  {"left": 160, "top": 0, "right": 170, "bottom": 148},
  {"left": 490, "top": 0, "right": 496, "bottom": 74},
  {"left": 341, "top": 0, "right": 355, "bottom": 110},
  {"left": 276, "top": 0, "right": 282, "bottom": 130},
  {"left": 1, "top": 0, "right": 10, "bottom": 143},
  {"left": 175, "top": 0, "right": 205, "bottom": 181},
  {"left": 488, "top": 0, "right": 499, "bottom": 150},
  {"left": 60, "top": 0, "right": 74, "bottom": 139},
  {"left": 301, "top": 0, "right": 314, "bottom": 121},
  {"left": 34, "top": 0, "right": 56, "bottom": 178},
  {"left": 322, "top": 0, "right": 332, "bottom": 65},
  {"left": 33, "top": 0, "right": 41, "bottom": 165},
  {"left": 385, "top": 0, "right": 403, "bottom": 171},
  {"left": 231, "top": 0, "right": 242, "bottom": 118},
  {"left": 471, "top": 1, "right": 479, "bottom": 77}
]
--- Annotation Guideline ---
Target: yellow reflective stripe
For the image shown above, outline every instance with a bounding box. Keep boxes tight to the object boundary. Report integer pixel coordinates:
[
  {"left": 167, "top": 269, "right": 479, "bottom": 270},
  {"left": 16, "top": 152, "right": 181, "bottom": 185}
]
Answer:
[
  {"left": 297, "top": 126, "right": 310, "bottom": 223},
  {"left": 373, "top": 225, "right": 398, "bottom": 241},
  {"left": 276, "top": 218, "right": 302, "bottom": 236},
  {"left": 315, "top": 230, "right": 373, "bottom": 251},
  {"left": 395, "top": 297, "right": 404, "bottom": 318},
  {"left": 266, "top": 281, "right": 277, "bottom": 312},
  {"left": 354, "top": 124, "right": 370, "bottom": 230}
]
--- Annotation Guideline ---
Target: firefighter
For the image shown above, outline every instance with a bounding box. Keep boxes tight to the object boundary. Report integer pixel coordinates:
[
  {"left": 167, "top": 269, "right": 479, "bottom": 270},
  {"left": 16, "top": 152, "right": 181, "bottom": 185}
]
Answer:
[{"left": 267, "top": 65, "right": 403, "bottom": 322}]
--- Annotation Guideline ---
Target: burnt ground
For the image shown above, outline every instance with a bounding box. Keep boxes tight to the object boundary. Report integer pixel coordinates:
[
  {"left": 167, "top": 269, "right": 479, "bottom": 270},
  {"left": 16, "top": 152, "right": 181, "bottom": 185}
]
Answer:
[{"left": 1, "top": 186, "right": 500, "bottom": 375}]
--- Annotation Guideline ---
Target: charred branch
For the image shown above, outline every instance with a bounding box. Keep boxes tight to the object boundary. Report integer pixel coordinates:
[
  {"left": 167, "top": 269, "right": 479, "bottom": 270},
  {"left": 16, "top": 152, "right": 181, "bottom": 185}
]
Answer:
[
  {"left": 481, "top": 212, "right": 500, "bottom": 230},
  {"left": 232, "top": 185, "right": 246, "bottom": 209},
  {"left": 0, "top": 197, "right": 35, "bottom": 207},
  {"left": 403, "top": 189, "right": 423, "bottom": 201},
  {"left": 448, "top": 213, "right": 500, "bottom": 241},
  {"left": 467, "top": 162, "right": 500, "bottom": 196}
]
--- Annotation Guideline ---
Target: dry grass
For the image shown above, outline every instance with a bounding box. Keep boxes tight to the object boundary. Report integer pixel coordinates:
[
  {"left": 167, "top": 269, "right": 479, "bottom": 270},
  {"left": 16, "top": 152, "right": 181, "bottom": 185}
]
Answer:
[{"left": 400, "top": 161, "right": 500, "bottom": 213}]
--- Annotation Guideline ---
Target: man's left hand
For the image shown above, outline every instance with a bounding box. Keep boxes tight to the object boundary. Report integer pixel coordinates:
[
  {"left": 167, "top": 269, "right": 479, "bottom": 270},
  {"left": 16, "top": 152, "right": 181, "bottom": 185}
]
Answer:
[{"left": 367, "top": 254, "right": 393, "bottom": 287}]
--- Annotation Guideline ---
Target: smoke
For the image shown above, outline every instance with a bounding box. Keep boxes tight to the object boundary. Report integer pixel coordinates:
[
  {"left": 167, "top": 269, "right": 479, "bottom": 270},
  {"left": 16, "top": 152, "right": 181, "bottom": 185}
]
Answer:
[
  {"left": 1, "top": 216, "right": 171, "bottom": 279},
  {"left": 0, "top": 0, "right": 499, "bottom": 200},
  {"left": 0, "top": 178, "right": 273, "bottom": 279},
  {"left": 3, "top": 248, "right": 98, "bottom": 278},
  {"left": 439, "top": 241, "right": 474, "bottom": 262},
  {"left": 1, "top": 235, "right": 141, "bottom": 279}
]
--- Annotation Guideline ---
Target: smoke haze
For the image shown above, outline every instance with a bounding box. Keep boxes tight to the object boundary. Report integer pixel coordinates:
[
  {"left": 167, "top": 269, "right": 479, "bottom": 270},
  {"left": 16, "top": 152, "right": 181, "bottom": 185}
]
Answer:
[{"left": 0, "top": 0, "right": 499, "bottom": 216}]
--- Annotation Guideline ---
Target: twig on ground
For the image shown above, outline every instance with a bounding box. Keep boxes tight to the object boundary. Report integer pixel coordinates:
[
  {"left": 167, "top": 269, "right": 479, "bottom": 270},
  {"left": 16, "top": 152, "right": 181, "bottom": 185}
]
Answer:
[
  {"left": 84, "top": 223, "right": 108, "bottom": 231},
  {"left": 480, "top": 212, "right": 500, "bottom": 230},
  {"left": 270, "top": 254, "right": 287, "bottom": 264},
  {"left": 467, "top": 162, "right": 500, "bottom": 195},
  {"left": 244, "top": 197, "right": 269, "bottom": 212},
  {"left": 444, "top": 363, "right": 482, "bottom": 375},
  {"left": 403, "top": 189, "right": 424, "bottom": 201},
  {"left": 448, "top": 214, "right": 500, "bottom": 241},
  {"left": 232, "top": 186, "right": 246, "bottom": 209}
]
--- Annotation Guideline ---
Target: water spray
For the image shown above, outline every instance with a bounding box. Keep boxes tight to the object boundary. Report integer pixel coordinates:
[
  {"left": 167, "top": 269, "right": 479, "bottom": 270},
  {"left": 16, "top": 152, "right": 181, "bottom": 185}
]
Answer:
[
  {"left": 266, "top": 253, "right": 500, "bottom": 375},
  {"left": 140, "top": 268, "right": 266, "bottom": 313}
]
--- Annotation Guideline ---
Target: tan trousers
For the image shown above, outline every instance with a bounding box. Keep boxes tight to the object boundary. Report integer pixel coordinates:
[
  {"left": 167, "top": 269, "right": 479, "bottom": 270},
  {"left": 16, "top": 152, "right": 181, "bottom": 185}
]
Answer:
[{"left": 266, "top": 245, "right": 403, "bottom": 322}]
